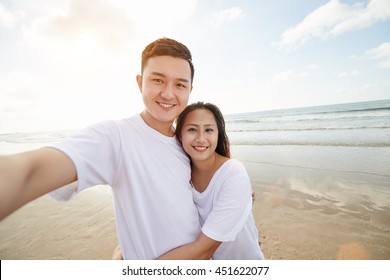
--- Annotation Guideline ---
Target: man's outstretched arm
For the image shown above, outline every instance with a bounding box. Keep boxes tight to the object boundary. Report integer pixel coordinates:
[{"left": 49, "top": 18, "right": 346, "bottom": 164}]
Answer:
[{"left": 0, "top": 148, "right": 77, "bottom": 220}]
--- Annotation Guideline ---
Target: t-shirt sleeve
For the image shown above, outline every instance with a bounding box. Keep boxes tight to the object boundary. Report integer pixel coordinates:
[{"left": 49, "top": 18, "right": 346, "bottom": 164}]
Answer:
[
  {"left": 201, "top": 162, "right": 253, "bottom": 242},
  {"left": 48, "top": 120, "right": 121, "bottom": 200}
]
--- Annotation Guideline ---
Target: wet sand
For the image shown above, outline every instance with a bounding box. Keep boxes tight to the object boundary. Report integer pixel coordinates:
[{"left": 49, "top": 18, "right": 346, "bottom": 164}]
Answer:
[{"left": 246, "top": 161, "right": 390, "bottom": 259}]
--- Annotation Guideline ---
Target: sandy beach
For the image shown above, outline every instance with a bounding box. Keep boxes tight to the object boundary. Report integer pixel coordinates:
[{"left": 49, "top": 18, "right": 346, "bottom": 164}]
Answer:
[
  {"left": 239, "top": 144, "right": 390, "bottom": 260},
  {"left": 250, "top": 164, "right": 390, "bottom": 260},
  {"left": 1, "top": 146, "right": 389, "bottom": 260},
  {"left": 0, "top": 185, "right": 118, "bottom": 260}
]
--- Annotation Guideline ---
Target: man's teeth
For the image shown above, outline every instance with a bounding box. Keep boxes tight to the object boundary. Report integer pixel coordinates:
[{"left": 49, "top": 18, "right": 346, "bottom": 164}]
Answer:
[{"left": 159, "top": 103, "right": 174, "bottom": 108}]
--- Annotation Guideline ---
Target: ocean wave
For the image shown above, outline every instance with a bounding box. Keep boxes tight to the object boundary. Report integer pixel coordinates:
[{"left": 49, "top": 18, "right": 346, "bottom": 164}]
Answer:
[
  {"left": 231, "top": 141, "right": 390, "bottom": 147},
  {"left": 307, "top": 105, "right": 390, "bottom": 116},
  {"left": 0, "top": 130, "right": 75, "bottom": 144},
  {"left": 228, "top": 128, "right": 390, "bottom": 147},
  {"left": 225, "top": 100, "right": 390, "bottom": 125},
  {"left": 227, "top": 125, "right": 390, "bottom": 132},
  {"left": 226, "top": 111, "right": 390, "bottom": 124}
]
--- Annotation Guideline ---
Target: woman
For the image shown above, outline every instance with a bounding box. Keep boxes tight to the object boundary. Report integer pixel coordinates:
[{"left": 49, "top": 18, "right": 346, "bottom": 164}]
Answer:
[{"left": 159, "top": 102, "right": 264, "bottom": 259}]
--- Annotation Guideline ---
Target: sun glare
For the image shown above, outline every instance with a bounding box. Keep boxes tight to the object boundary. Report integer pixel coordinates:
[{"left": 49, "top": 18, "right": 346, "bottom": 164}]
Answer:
[{"left": 77, "top": 32, "right": 96, "bottom": 50}]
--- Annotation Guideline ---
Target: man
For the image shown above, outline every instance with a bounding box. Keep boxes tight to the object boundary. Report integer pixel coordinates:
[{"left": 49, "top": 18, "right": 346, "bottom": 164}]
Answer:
[{"left": 0, "top": 38, "right": 201, "bottom": 259}]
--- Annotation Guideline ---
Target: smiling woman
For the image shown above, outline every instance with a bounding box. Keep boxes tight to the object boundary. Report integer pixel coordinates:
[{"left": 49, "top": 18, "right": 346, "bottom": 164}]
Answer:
[{"left": 158, "top": 101, "right": 264, "bottom": 260}]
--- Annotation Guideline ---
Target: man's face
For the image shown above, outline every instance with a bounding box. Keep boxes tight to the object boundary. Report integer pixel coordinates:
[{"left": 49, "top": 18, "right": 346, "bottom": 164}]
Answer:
[{"left": 137, "top": 55, "right": 192, "bottom": 132}]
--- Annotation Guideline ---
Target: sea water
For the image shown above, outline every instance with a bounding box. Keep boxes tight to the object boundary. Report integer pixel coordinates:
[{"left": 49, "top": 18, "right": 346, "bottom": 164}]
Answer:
[
  {"left": 0, "top": 130, "right": 75, "bottom": 155},
  {"left": 225, "top": 99, "right": 390, "bottom": 147}
]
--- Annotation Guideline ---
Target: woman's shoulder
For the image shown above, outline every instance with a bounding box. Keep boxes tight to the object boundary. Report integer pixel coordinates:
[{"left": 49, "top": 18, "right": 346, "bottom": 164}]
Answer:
[{"left": 220, "top": 158, "right": 248, "bottom": 176}]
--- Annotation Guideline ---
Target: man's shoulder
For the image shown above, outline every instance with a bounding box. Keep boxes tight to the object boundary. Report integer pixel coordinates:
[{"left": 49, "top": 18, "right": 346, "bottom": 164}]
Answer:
[{"left": 89, "top": 115, "right": 138, "bottom": 132}]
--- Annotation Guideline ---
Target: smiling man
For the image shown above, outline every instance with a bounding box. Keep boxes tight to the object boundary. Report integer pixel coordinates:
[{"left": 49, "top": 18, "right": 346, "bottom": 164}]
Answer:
[
  {"left": 0, "top": 38, "right": 201, "bottom": 259},
  {"left": 138, "top": 55, "right": 192, "bottom": 136}
]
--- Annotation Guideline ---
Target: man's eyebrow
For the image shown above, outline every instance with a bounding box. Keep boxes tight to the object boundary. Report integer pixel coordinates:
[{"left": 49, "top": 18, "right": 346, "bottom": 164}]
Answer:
[
  {"left": 150, "top": 71, "right": 165, "bottom": 77},
  {"left": 177, "top": 78, "right": 190, "bottom": 84},
  {"left": 150, "top": 72, "right": 189, "bottom": 84}
]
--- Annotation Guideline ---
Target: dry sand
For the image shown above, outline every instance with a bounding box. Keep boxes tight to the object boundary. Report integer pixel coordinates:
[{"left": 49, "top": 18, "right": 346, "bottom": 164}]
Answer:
[{"left": 1, "top": 158, "right": 389, "bottom": 260}]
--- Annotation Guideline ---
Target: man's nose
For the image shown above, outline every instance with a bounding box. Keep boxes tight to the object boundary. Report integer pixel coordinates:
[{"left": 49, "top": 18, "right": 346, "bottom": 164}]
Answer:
[{"left": 160, "top": 83, "right": 175, "bottom": 99}]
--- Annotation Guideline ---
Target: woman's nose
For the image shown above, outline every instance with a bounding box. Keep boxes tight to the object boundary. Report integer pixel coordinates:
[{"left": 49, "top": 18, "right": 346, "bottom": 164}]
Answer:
[{"left": 196, "top": 131, "right": 206, "bottom": 142}]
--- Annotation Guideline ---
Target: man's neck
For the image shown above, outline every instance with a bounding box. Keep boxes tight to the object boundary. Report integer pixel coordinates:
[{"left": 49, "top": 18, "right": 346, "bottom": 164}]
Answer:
[{"left": 140, "top": 111, "right": 175, "bottom": 137}]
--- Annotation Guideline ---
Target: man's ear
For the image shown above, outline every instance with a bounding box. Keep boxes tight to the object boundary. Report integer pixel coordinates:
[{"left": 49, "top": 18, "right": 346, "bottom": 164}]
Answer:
[{"left": 136, "top": 75, "right": 142, "bottom": 92}]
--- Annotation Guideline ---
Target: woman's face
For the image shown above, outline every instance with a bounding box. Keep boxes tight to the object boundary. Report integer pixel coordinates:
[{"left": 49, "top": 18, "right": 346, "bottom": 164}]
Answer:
[{"left": 180, "top": 109, "right": 219, "bottom": 162}]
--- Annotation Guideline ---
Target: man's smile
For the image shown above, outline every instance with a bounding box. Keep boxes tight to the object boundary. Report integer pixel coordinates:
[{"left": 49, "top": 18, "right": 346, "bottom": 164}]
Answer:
[{"left": 157, "top": 101, "right": 175, "bottom": 109}]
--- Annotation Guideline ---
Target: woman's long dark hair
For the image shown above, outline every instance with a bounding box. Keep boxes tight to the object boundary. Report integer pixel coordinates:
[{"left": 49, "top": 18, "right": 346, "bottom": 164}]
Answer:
[{"left": 175, "top": 102, "right": 230, "bottom": 158}]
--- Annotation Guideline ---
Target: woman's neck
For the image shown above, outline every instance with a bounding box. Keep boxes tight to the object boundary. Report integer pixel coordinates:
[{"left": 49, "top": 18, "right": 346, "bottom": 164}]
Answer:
[
  {"left": 191, "top": 153, "right": 217, "bottom": 172},
  {"left": 191, "top": 153, "right": 229, "bottom": 193}
]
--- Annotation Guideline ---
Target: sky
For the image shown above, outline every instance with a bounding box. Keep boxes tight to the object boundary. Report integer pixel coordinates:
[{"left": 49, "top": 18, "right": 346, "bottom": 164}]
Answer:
[{"left": 1, "top": 0, "right": 389, "bottom": 133}]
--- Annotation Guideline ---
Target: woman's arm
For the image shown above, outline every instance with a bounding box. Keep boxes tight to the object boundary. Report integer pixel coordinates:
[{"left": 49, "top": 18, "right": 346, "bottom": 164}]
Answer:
[{"left": 158, "top": 232, "right": 222, "bottom": 260}]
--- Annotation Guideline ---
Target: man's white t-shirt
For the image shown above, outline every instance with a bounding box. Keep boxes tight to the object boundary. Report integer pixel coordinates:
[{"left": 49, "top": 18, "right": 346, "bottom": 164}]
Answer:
[
  {"left": 193, "top": 159, "right": 264, "bottom": 260},
  {"left": 50, "top": 114, "right": 201, "bottom": 259}
]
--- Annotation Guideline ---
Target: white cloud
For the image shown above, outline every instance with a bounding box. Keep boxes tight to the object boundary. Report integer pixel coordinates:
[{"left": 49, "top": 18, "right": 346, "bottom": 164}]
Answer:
[
  {"left": 0, "top": 71, "right": 42, "bottom": 99},
  {"left": 337, "top": 69, "right": 359, "bottom": 78},
  {"left": 22, "top": 0, "right": 136, "bottom": 53},
  {"left": 305, "top": 64, "right": 317, "bottom": 70},
  {"left": 361, "top": 83, "right": 371, "bottom": 91},
  {"left": 0, "top": 2, "right": 24, "bottom": 27},
  {"left": 364, "top": 42, "right": 390, "bottom": 68},
  {"left": 278, "top": 0, "right": 390, "bottom": 50},
  {"left": 245, "top": 61, "right": 257, "bottom": 67},
  {"left": 272, "top": 69, "right": 309, "bottom": 83},
  {"left": 21, "top": 0, "right": 199, "bottom": 54},
  {"left": 112, "top": 0, "right": 197, "bottom": 40},
  {"left": 211, "top": 7, "right": 244, "bottom": 29},
  {"left": 0, "top": 71, "right": 54, "bottom": 133}
]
